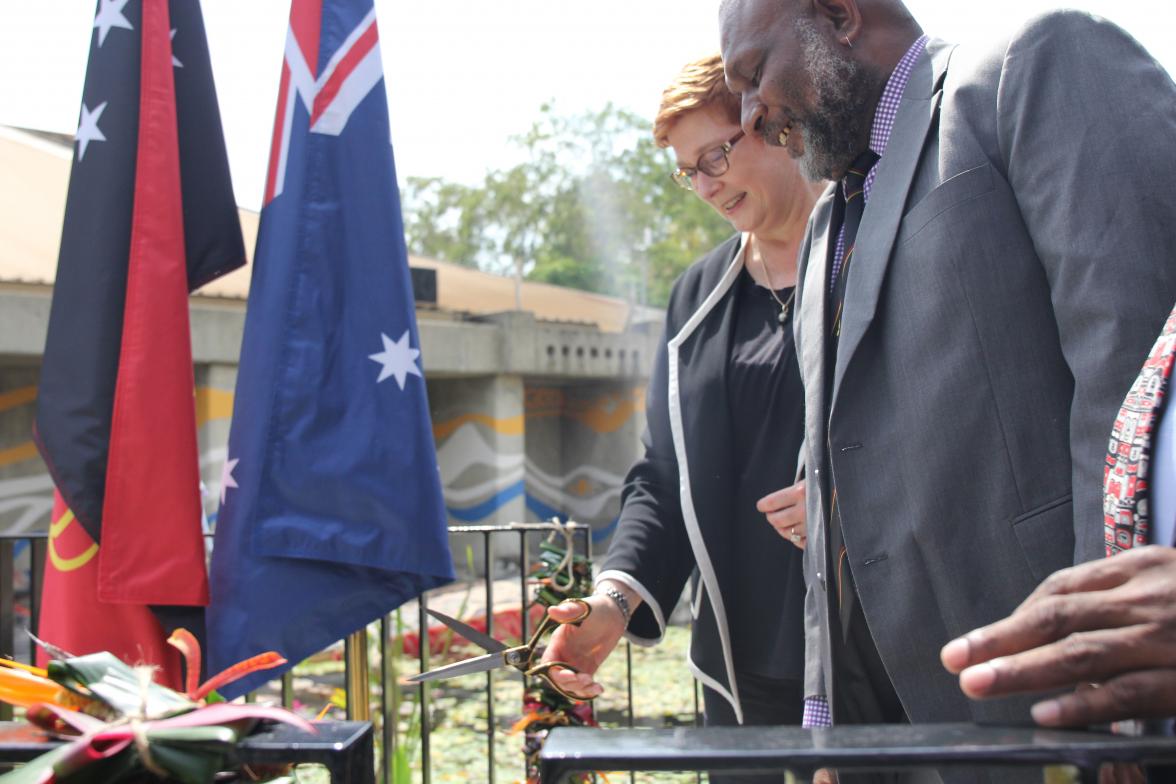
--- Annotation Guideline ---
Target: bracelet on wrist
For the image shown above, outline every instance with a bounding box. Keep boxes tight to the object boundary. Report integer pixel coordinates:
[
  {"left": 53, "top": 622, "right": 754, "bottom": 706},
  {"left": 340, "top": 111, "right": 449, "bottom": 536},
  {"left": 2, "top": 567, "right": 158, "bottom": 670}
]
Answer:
[{"left": 598, "top": 585, "right": 632, "bottom": 627}]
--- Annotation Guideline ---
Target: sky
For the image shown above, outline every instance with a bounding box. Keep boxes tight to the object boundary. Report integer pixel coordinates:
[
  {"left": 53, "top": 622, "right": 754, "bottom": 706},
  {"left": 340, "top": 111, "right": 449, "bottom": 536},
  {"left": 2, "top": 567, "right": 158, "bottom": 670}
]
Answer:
[{"left": 1, "top": 1, "right": 1173, "bottom": 211}]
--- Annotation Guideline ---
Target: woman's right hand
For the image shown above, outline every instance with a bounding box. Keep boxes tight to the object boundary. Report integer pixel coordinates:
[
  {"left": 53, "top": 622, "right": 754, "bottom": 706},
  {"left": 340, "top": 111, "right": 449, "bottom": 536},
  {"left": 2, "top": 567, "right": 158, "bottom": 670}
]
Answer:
[{"left": 540, "top": 591, "right": 631, "bottom": 700}]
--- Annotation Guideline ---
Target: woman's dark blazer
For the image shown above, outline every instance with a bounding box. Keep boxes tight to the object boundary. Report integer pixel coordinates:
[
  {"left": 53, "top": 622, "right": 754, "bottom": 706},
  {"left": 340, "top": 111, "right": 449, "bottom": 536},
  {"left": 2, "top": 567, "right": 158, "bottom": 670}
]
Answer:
[{"left": 598, "top": 233, "right": 805, "bottom": 723}]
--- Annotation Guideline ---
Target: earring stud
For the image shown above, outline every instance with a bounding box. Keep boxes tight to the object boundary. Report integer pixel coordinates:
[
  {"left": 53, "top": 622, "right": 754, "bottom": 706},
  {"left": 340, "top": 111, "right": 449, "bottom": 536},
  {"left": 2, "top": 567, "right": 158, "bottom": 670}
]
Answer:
[{"left": 844, "top": 34, "right": 853, "bottom": 48}]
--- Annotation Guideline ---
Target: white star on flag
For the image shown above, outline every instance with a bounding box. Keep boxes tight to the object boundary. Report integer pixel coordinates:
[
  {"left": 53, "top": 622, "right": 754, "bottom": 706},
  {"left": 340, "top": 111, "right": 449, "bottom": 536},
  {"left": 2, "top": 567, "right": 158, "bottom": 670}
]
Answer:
[
  {"left": 93, "top": 0, "right": 133, "bottom": 47},
  {"left": 170, "top": 28, "right": 182, "bottom": 67},
  {"left": 75, "top": 102, "right": 108, "bottom": 162},
  {"left": 369, "top": 331, "right": 423, "bottom": 390},
  {"left": 220, "top": 456, "right": 239, "bottom": 505}
]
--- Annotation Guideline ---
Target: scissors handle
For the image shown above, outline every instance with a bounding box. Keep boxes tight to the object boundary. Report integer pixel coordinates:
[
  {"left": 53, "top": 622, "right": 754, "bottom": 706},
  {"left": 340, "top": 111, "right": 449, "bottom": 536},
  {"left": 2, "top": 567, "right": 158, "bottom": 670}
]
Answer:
[
  {"left": 510, "top": 598, "right": 595, "bottom": 700},
  {"left": 527, "top": 597, "right": 591, "bottom": 647},
  {"left": 526, "top": 660, "right": 595, "bottom": 702}
]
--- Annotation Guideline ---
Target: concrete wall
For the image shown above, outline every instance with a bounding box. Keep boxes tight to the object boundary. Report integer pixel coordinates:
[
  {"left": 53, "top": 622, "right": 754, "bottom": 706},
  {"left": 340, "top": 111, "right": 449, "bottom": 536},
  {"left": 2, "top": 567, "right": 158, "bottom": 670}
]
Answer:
[
  {"left": 0, "top": 365, "right": 50, "bottom": 537},
  {"left": 0, "top": 292, "right": 657, "bottom": 577},
  {"left": 1, "top": 367, "right": 647, "bottom": 574}
]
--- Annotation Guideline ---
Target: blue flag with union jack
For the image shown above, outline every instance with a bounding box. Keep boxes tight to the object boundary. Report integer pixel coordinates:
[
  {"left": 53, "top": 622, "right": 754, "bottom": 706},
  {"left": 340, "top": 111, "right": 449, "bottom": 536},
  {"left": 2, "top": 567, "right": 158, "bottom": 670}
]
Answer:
[{"left": 206, "top": 0, "right": 454, "bottom": 696}]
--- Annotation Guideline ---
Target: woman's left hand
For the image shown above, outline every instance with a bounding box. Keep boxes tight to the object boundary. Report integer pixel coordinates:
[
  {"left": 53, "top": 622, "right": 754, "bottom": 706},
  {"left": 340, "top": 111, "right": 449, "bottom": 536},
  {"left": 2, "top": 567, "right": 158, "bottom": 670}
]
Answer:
[{"left": 757, "top": 480, "right": 807, "bottom": 549}]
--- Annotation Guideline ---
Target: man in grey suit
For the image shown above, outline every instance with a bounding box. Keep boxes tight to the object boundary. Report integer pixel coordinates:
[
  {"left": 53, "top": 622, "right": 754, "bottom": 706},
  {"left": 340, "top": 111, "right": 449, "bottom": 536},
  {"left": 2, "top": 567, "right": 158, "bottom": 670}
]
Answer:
[{"left": 718, "top": 0, "right": 1176, "bottom": 746}]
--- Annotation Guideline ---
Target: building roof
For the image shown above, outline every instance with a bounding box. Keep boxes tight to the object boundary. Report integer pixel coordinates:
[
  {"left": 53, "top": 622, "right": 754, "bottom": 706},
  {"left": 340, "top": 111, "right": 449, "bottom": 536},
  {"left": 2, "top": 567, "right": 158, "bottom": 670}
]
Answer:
[{"left": 0, "top": 126, "right": 659, "bottom": 333}]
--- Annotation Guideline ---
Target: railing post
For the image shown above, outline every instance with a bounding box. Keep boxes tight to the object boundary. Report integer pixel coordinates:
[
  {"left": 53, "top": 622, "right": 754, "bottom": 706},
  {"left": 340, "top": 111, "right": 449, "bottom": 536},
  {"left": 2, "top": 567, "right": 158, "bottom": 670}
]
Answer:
[
  {"left": 418, "top": 591, "right": 431, "bottom": 784},
  {"left": 695, "top": 679, "right": 702, "bottom": 783},
  {"left": 518, "top": 528, "right": 528, "bottom": 642},
  {"left": 380, "top": 614, "right": 393, "bottom": 784},
  {"left": 346, "top": 628, "right": 371, "bottom": 722},
  {"left": 627, "top": 639, "right": 635, "bottom": 784},
  {"left": 484, "top": 531, "right": 495, "bottom": 784},
  {"left": 29, "top": 536, "right": 46, "bottom": 663},
  {"left": 0, "top": 539, "right": 13, "bottom": 722}
]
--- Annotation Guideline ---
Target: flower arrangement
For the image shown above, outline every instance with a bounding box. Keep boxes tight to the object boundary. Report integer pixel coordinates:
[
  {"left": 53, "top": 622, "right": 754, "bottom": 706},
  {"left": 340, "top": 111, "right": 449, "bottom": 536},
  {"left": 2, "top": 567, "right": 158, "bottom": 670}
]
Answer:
[{"left": 0, "top": 630, "right": 314, "bottom": 784}]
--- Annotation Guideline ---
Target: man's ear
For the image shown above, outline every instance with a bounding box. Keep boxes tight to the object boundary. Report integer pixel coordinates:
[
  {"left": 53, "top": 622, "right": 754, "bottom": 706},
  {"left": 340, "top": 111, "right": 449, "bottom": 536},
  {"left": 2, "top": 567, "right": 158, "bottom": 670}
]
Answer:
[{"left": 812, "top": 0, "right": 862, "bottom": 47}]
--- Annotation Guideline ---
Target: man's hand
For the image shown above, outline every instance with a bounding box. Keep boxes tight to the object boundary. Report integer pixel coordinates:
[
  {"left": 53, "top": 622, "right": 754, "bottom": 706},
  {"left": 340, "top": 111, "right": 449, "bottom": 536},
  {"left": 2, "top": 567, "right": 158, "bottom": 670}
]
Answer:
[
  {"left": 758, "top": 480, "right": 807, "bottom": 549},
  {"left": 940, "top": 546, "right": 1176, "bottom": 726},
  {"left": 540, "top": 587, "right": 633, "bottom": 700}
]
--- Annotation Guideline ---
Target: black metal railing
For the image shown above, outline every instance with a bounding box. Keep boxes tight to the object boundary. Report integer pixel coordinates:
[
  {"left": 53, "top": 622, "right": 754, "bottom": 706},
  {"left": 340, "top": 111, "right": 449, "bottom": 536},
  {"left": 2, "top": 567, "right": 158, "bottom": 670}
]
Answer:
[
  {"left": 0, "top": 523, "right": 681, "bottom": 783},
  {"left": 413, "top": 522, "right": 596, "bottom": 784},
  {"left": 0, "top": 533, "right": 45, "bottom": 722}
]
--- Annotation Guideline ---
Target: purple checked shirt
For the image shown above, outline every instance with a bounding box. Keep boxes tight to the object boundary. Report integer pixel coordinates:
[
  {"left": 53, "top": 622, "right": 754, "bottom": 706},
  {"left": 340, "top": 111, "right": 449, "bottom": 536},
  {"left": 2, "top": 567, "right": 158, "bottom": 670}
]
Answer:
[
  {"left": 828, "top": 34, "right": 929, "bottom": 293},
  {"left": 803, "top": 34, "right": 929, "bottom": 730}
]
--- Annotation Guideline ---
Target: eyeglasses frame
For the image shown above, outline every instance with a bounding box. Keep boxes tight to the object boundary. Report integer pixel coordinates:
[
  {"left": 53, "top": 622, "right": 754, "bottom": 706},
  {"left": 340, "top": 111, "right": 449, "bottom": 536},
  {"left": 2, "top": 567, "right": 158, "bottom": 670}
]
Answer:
[{"left": 671, "top": 130, "right": 746, "bottom": 191}]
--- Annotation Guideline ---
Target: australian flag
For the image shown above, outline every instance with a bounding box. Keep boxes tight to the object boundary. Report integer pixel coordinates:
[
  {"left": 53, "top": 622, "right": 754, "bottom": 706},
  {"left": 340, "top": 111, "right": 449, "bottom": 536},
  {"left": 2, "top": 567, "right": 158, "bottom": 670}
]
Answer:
[{"left": 206, "top": 0, "right": 454, "bottom": 696}]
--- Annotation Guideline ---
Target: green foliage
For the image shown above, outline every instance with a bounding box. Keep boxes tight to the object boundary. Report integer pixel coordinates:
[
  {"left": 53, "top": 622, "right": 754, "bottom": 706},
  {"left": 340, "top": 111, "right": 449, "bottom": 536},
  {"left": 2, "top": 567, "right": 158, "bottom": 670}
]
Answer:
[
  {"left": 49, "top": 652, "right": 195, "bottom": 719},
  {"left": 401, "top": 102, "right": 733, "bottom": 307},
  {"left": 4, "top": 654, "right": 309, "bottom": 784}
]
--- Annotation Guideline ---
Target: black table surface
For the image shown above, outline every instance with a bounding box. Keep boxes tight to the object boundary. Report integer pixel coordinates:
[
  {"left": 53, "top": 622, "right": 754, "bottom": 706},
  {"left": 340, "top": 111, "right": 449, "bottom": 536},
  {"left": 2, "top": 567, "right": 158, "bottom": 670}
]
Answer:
[{"left": 540, "top": 723, "right": 1176, "bottom": 777}]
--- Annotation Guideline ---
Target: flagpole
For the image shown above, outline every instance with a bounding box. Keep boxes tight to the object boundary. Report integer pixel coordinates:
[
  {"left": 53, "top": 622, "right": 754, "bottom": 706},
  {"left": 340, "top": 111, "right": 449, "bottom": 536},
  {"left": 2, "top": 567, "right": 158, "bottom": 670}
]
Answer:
[{"left": 346, "top": 628, "right": 372, "bottom": 721}]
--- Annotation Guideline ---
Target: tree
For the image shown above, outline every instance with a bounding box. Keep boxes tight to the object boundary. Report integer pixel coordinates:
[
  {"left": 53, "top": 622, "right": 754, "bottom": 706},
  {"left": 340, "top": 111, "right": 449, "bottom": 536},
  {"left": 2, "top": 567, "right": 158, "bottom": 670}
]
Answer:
[{"left": 400, "top": 103, "right": 732, "bottom": 307}]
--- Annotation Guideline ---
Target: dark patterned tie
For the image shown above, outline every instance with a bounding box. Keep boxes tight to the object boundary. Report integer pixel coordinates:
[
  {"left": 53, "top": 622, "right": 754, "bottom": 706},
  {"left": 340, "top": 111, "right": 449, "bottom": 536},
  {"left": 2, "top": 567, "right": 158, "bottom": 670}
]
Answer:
[
  {"left": 827, "top": 150, "right": 880, "bottom": 347},
  {"left": 1104, "top": 304, "right": 1176, "bottom": 554},
  {"left": 823, "top": 149, "right": 878, "bottom": 633}
]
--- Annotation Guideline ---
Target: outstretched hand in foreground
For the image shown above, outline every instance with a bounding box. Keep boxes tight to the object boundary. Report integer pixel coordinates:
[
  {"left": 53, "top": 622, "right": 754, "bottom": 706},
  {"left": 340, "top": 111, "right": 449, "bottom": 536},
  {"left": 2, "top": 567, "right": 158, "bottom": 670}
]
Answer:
[{"left": 941, "top": 546, "right": 1176, "bottom": 727}]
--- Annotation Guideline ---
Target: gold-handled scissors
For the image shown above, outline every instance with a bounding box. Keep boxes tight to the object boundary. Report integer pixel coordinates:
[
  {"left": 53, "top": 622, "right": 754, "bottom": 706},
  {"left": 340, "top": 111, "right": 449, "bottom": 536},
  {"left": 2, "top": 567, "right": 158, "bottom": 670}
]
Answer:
[{"left": 405, "top": 599, "right": 593, "bottom": 701}]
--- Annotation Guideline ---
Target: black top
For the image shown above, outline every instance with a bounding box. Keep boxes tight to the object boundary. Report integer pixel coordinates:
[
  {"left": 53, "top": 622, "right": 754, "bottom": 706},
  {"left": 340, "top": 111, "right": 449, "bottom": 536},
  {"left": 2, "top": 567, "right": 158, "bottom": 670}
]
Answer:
[
  {"left": 601, "top": 234, "right": 810, "bottom": 707},
  {"left": 726, "top": 266, "right": 807, "bottom": 679}
]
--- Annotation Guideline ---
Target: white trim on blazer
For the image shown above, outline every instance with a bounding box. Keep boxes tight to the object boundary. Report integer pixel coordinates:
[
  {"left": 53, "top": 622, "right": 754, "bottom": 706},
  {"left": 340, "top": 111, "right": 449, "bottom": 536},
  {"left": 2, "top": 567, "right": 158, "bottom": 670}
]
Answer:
[{"left": 665, "top": 233, "right": 749, "bottom": 724}]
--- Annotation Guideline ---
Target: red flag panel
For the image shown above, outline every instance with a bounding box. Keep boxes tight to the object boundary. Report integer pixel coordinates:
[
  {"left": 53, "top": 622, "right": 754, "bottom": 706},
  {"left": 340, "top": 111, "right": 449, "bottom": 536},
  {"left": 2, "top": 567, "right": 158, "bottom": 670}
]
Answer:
[{"left": 95, "top": 0, "right": 208, "bottom": 607}]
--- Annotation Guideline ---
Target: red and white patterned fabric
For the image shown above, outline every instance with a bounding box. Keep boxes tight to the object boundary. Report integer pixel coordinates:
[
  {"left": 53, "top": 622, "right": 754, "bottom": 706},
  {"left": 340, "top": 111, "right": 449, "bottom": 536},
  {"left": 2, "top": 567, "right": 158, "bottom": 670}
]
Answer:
[{"left": 1104, "top": 304, "right": 1176, "bottom": 555}]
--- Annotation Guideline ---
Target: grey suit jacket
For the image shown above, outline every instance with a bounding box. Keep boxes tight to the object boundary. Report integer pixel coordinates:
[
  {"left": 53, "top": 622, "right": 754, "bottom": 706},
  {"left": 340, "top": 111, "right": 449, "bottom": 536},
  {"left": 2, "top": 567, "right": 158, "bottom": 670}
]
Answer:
[{"left": 796, "top": 11, "right": 1176, "bottom": 724}]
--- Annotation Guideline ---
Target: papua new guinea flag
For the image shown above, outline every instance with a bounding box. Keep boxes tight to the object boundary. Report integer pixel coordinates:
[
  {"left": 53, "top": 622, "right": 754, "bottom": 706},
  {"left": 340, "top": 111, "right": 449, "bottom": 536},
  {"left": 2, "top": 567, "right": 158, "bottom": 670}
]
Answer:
[
  {"left": 32, "top": 0, "right": 245, "bottom": 684},
  {"left": 206, "top": 0, "right": 454, "bottom": 697}
]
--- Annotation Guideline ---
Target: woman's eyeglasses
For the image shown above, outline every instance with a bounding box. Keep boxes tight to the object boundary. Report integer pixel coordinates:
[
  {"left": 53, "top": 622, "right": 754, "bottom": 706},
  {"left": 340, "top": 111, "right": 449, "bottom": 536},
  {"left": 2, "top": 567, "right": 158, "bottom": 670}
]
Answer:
[{"left": 671, "top": 130, "right": 746, "bottom": 191}]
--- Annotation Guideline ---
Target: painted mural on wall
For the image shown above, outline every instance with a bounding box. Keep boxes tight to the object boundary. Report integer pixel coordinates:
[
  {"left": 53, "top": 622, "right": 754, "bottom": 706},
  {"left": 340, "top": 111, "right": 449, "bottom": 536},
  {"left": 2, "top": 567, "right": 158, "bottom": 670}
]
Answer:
[
  {"left": 0, "top": 376, "right": 238, "bottom": 540},
  {"left": 2, "top": 374, "right": 646, "bottom": 550},
  {"left": 523, "top": 384, "right": 645, "bottom": 544},
  {"left": 430, "top": 382, "right": 645, "bottom": 545}
]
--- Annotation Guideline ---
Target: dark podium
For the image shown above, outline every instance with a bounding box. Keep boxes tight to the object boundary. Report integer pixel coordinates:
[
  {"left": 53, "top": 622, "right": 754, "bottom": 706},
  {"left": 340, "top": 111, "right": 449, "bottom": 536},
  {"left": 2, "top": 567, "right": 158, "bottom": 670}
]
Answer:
[
  {"left": 540, "top": 723, "right": 1176, "bottom": 783},
  {"left": 0, "top": 719, "right": 374, "bottom": 783}
]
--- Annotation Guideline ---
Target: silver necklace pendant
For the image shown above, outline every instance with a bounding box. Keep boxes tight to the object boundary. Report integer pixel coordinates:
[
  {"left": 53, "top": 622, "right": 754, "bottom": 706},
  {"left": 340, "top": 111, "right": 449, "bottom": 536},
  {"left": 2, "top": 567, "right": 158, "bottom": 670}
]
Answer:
[{"left": 778, "top": 304, "right": 790, "bottom": 324}]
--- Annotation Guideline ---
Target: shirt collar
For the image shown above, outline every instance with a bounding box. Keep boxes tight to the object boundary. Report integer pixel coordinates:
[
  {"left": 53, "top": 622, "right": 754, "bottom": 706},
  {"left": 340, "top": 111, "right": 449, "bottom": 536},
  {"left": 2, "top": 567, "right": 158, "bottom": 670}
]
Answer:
[{"left": 868, "top": 34, "right": 929, "bottom": 157}]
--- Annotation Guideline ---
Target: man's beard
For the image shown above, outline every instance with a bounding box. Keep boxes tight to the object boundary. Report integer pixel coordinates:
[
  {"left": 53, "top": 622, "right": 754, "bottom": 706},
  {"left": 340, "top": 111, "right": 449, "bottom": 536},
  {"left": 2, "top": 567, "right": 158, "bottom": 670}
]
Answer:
[{"left": 792, "top": 17, "right": 882, "bottom": 181}]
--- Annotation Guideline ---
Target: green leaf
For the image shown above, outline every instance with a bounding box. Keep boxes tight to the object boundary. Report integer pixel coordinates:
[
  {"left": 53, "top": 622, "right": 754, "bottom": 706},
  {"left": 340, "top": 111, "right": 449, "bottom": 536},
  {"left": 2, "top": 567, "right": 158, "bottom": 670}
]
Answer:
[
  {"left": 147, "top": 740, "right": 230, "bottom": 784},
  {"left": 48, "top": 653, "right": 194, "bottom": 719}
]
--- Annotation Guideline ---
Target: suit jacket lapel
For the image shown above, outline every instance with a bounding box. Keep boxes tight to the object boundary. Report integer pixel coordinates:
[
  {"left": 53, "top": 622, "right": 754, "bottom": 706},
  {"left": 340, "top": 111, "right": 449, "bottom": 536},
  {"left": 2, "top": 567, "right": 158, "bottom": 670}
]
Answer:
[
  {"left": 831, "top": 40, "right": 956, "bottom": 408},
  {"left": 799, "top": 187, "right": 837, "bottom": 471}
]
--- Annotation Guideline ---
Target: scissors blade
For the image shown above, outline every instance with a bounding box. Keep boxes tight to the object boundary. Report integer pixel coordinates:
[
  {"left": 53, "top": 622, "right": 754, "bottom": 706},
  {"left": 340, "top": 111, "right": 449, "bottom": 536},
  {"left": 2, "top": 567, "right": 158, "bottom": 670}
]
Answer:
[
  {"left": 426, "top": 609, "right": 508, "bottom": 653},
  {"left": 404, "top": 651, "right": 504, "bottom": 684}
]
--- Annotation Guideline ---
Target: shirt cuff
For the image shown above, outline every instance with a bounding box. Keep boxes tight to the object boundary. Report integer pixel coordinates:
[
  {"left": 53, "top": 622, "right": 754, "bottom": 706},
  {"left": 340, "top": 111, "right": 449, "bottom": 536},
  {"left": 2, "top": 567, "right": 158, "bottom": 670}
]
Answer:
[{"left": 802, "top": 695, "right": 832, "bottom": 728}]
